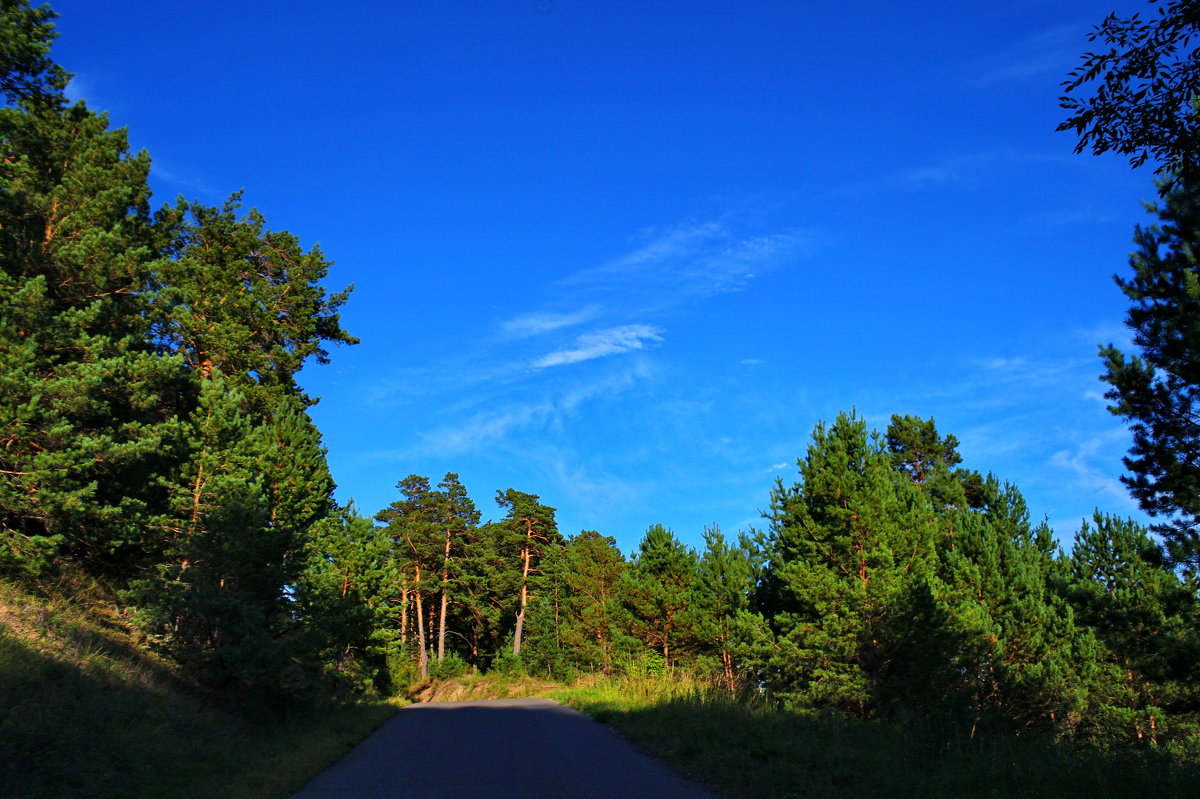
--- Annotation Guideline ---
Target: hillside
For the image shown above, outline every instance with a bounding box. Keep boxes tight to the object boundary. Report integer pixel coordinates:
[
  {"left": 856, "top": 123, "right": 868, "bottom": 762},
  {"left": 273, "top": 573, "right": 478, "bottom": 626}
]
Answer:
[{"left": 0, "top": 574, "right": 396, "bottom": 799}]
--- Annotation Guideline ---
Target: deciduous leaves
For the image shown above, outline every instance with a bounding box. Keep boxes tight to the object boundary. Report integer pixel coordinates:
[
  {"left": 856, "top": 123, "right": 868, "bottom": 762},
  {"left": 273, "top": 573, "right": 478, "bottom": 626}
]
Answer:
[{"left": 1059, "top": 0, "right": 1200, "bottom": 178}]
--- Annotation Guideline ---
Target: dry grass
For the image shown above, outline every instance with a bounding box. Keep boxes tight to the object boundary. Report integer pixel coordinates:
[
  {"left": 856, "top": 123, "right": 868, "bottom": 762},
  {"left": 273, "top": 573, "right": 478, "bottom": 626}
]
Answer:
[
  {"left": 0, "top": 574, "right": 398, "bottom": 799},
  {"left": 407, "top": 672, "right": 563, "bottom": 703}
]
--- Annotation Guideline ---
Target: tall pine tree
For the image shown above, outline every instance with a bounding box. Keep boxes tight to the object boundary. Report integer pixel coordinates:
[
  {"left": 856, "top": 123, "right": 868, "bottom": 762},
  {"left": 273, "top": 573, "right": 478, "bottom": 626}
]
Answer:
[
  {"left": 753, "top": 411, "right": 940, "bottom": 714},
  {"left": 0, "top": 32, "right": 181, "bottom": 576},
  {"left": 1100, "top": 176, "right": 1200, "bottom": 568}
]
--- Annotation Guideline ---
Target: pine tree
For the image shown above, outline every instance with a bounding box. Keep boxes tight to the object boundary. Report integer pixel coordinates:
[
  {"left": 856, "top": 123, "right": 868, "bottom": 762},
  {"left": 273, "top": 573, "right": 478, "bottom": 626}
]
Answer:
[
  {"left": 375, "top": 475, "right": 443, "bottom": 680},
  {"left": 133, "top": 196, "right": 355, "bottom": 683},
  {"left": 454, "top": 520, "right": 515, "bottom": 665},
  {"left": 0, "top": 67, "right": 182, "bottom": 576},
  {"left": 560, "top": 530, "right": 627, "bottom": 672},
  {"left": 688, "top": 525, "right": 762, "bottom": 691},
  {"left": 298, "top": 503, "right": 397, "bottom": 691},
  {"left": 1067, "top": 512, "right": 1200, "bottom": 743},
  {"left": 620, "top": 524, "right": 698, "bottom": 668},
  {"left": 1099, "top": 176, "right": 1200, "bottom": 568},
  {"left": 754, "top": 411, "right": 940, "bottom": 714},
  {"left": 257, "top": 398, "right": 337, "bottom": 552},
  {"left": 0, "top": 0, "right": 67, "bottom": 106},
  {"left": 494, "top": 488, "right": 559, "bottom": 657},
  {"left": 374, "top": 474, "right": 483, "bottom": 677},
  {"left": 152, "top": 194, "right": 357, "bottom": 411},
  {"left": 433, "top": 473, "right": 479, "bottom": 664},
  {"left": 128, "top": 373, "right": 287, "bottom": 687},
  {"left": 885, "top": 413, "right": 983, "bottom": 510},
  {"left": 938, "top": 478, "right": 1099, "bottom": 735}
]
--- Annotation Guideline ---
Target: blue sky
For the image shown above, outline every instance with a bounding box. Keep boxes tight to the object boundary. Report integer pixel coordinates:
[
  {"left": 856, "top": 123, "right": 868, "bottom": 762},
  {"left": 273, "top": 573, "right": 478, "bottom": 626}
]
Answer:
[{"left": 54, "top": 0, "right": 1159, "bottom": 554}]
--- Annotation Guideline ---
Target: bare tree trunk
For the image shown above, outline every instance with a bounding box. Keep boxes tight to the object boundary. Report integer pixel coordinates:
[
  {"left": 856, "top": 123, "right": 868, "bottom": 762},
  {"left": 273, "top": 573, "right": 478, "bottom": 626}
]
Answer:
[
  {"left": 437, "top": 527, "right": 451, "bottom": 663},
  {"left": 513, "top": 539, "right": 532, "bottom": 655},
  {"left": 414, "top": 565, "right": 428, "bottom": 680},
  {"left": 399, "top": 574, "right": 410, "bottom": 647},
  {"left": 722, "top": 646, "right": 736, "bottom": 693}
]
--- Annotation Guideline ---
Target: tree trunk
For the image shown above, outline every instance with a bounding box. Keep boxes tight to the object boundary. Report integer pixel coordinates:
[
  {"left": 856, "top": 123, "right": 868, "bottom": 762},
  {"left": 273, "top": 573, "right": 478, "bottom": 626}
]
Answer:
[
  {"left": 399, "top": 574, "right": 409, "bottom": 647},
  {"left": 414, "top": 565, "right": 428, "bottom": 680},
  {"left": 513, "top": 538, "right": 532, "bottom": 656},
  {"left": 437, "top": 526, "right": 451, "bottom": 663}
]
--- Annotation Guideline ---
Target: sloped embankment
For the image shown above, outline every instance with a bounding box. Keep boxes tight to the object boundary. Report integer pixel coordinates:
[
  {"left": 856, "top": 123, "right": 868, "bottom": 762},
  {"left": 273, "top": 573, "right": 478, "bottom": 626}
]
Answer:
[
  {"left": 407, "top": 675, "right": 562, "bottom": 703},
  {"left": 0, "top": 576, "right": 396, "bottom": 799}
]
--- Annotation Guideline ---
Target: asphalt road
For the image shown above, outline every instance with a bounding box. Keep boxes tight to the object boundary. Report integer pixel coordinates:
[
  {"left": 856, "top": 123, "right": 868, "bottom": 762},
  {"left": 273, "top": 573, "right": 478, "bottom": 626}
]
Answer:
[{"left": 289, "top": 697, "right": 717, "bottom": 799}]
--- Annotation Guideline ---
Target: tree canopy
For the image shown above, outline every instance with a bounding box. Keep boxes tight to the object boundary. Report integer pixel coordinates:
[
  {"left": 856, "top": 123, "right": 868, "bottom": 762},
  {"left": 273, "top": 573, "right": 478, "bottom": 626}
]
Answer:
[
  {"left": 1100, "top": 176, "right": 1200, "bottom": 568},
  {"left": 1059, "top": 0, "right": 1200, "bottom": 179}
]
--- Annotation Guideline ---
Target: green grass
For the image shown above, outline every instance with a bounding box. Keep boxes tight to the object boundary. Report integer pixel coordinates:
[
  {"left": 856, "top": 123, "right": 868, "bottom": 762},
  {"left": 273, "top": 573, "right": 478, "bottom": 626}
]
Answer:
[
  {"left": 554, "top": 676, "right": 1200, "bottom": 799},
  {"left": 0, "top": 576, "right": 400, "bottom": 799}
]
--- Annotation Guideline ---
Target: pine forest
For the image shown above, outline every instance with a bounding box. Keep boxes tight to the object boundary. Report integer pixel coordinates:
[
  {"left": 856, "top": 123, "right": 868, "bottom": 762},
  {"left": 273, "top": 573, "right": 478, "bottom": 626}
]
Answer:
[{"left": 4, "top": 1, "right": 1200, "bottom": 797}]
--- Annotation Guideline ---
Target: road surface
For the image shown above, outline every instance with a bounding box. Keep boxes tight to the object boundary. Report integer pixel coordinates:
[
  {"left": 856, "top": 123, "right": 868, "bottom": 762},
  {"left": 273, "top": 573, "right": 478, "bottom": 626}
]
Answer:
[{"left": 289, "top": 697, "right": 717, "bottom": 798}]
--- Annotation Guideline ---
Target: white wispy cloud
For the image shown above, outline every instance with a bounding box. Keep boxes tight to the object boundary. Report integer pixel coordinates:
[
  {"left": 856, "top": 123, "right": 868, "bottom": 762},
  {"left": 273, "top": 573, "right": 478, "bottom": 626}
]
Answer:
[
  {"left": 500, "top": 307, "right": 598, "bottom": 338},
  {"left": 1049, "top": 430, "right": 1137, "bottom": 508},
  {"left": 414, "top": 360, "right": 656, "bottom": 455},
  {"left": 842, "top": 150, "right": 1081, "bottom": 198},
  {"left": 534, "top": 324, "right": 664, "bottom": 369},
  {"left": 543, "top": 454, "right": 644, "bottom": 521},
  {"left": 1075, "top": 322, "right": 1132, "bottom": 349},
  {"left": 421, "top": 402, "right": 551, "bottom": 453},
  {"left": 970, "top": 24, "right": 1088, "bottom": 87},
  {"left": 148, "top": 160, "right": 222, "bottom": 200},
  {"left": 604, "top": 222, "right": 725, "bottom": 272},
  {"left": 561, "top": 221, "right": 814, "bottom": 307},
  {"left": 64, "top": 76, "right": 92, "bottom": 105}
]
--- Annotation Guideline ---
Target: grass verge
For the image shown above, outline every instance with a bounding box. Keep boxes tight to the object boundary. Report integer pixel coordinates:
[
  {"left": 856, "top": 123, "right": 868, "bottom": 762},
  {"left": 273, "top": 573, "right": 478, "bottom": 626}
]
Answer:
[
  {"left": 554, "top": 675, "right": 1200, "bottom": 799},
  {"left": 406, "top": 671, "right": 561, "bottom": 703},
  {"left": 0, "top": 576, "right": 399, "bottom": 799}
]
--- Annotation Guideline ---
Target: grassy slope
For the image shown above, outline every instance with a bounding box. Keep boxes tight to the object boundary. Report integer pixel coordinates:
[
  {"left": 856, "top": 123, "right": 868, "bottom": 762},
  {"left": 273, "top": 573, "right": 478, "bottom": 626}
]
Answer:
[
  {"left": 0, "top": 576, "right": 398, "bottom": 799},
  {"left": 554, "top": 677, "right": 1200, "bottom": 799}
]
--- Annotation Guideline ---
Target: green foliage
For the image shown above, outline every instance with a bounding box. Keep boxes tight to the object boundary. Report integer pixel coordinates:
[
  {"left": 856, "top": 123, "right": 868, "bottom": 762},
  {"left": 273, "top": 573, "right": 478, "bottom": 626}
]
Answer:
[
  {"left": 152, "top": 194, "right": 356, "bottom": 410},
  {"left": 0, "top": 0, "right": 356, "bottom": 696},
  {"left": 122, "top": 373, "right": 305, "bottom": 694},
  {"left": 374, "top": 473, "right": 484, "bottom": 681},
  {"left": 0, "top": 87, "right": 182, "bottom": 577},
  {"left": 620, "top": 524, "right": 698, "bottom": 667},
  {"left": 752, "top": 411, "right": 940, "bottom": 714},
  {"left": 687, "top": 525, "right": 761, "bottom": 690},
  {"left": 616, "top": 649, "right": 667, "bottom": 679},
  {"left": 885, "top": 413, "right": 984, "bottom": 509},
  {"left": 493, "top": 488, "right": 560, "bottom": 656},
  {"left": 557, "top": 530, "right": 628, "bottom": 672},
  {"left": 1058, "top": 0, "right": 1200, "bottom": 178},
  {"left": 428, "top": 652, "right": 469, "bottom": 680},
  {"left": 4, "top": 7, "right": 1200, "bottom": 782},
  {"left": 1100, "top": 176, "right": 1200, "bottom": 567},
  {"left": 936, "top": 483, "right": 1099, "bottom": 735},
  {"left": 296, "top": 504, "right": 396, "bottom": 692},
  {"left": 1067, "top": 511, "right": 1200, "bottom": 743},
  {"left": 488, "top": 648, "right": 528, "bottom": 677},
  {"left": 0, "top": 0, "right": 68, "bottom": 105}
]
